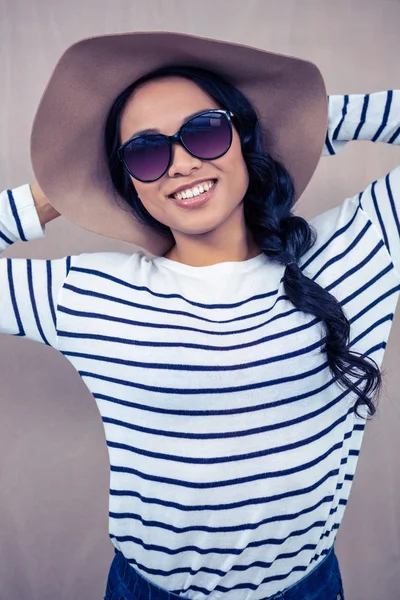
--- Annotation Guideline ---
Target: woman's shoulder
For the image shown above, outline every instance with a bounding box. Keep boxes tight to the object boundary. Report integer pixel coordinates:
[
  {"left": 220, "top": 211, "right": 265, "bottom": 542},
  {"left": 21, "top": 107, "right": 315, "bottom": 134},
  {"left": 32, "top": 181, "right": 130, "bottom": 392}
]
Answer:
[
  {"left": 68, "top": 249, "right": 150, "bottom": 278},
  {"left": 73, "top": 249, "right": 146, "bottom": 266}
]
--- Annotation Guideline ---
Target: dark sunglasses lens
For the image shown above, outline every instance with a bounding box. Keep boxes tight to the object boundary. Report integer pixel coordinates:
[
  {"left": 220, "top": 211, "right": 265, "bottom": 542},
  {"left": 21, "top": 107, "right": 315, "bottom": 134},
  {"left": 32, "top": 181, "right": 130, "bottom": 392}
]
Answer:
[
  {"left": 181, "top": 112, "right": 232, "bottom": 159},
  {"left": 123, "top": 135, "right": 170, "bottom": 181}
]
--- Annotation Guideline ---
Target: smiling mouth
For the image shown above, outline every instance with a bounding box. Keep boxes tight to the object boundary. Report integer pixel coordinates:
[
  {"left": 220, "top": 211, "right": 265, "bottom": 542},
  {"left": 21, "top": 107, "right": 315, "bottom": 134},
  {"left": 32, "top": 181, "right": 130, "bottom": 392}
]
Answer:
[
  {"left": 168, "top": 179, "right": 217, "bottom": 199},
  {"left": 169, "top": 179, "right": 218, "bottom": 208}
]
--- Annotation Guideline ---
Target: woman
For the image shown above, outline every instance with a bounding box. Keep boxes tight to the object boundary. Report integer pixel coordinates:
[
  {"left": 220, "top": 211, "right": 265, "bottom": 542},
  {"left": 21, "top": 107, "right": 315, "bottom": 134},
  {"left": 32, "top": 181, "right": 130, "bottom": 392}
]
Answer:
[{"left": 1, "top": 31, "right": 400, "bottom": 600}]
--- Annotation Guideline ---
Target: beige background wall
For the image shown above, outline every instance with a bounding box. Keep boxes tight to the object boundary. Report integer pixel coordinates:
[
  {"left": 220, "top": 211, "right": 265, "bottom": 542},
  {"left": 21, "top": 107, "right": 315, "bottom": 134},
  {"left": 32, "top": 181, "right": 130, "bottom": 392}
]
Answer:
[{"left": 0, "top": 1, "right": 399, "bottom": 599}]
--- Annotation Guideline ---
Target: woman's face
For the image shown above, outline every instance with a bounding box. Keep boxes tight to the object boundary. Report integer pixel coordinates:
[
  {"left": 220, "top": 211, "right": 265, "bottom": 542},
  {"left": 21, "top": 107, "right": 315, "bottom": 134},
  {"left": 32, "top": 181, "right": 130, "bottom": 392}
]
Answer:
[{"left": 119, "top": 76, "right": 250, "bottom": 250}]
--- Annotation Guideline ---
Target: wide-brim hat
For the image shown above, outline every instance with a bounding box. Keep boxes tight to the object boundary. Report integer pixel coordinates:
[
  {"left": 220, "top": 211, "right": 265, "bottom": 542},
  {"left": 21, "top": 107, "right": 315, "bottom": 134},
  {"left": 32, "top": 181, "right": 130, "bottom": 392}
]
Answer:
[{"left": 30, "top": 31, "right": 328, "bottom": 257}]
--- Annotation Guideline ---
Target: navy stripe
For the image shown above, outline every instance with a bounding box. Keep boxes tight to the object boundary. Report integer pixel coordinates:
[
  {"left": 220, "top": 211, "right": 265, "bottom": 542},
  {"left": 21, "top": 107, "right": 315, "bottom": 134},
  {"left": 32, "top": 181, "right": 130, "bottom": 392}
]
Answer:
[
  {"left": 332, "top": 95, "right": 349, "bottom": 140},
  {"left": 26, "top": 260, "right": 50, "bottom": 346},
  {"left": 63, "top": 336, "right": 325, "bottom": 372},
  {"left": 0, "top": 228, "right": 13, "bottom": 245},
  {"left": 6, "top": 259, "right": 24, "bottom": 336},
  {"left": 69, "top": 266, "right": 277, "bottom": 309},
  {"left": 109, "top": 467, "right": 343, "bottom": 513},
  {"left": 46, "top": 261, "right": 57, "bottom": 329},
  {"left": 324, "top": 130, "right": 336, "bottom": 155},
  {"left": 389, "top": 126, "right": 400, "bottom": 143},
  {"left": 109, "top": 492, "right": 341, "bottom": 531},
  {"left": 368, "top": 181, "right": 390, "bottom": 253},
  {"left": 93, "top": 371, "right": 350, "bottom": 418},
  {"left": 353, "top": 94, "right": 369, "bottom": 139},
  {"left": 110, "top": 463, "right": 343, "bottom": 496},
  {"left": 372, "top": 90, "right": 393, "bottom": 142},
  {"left": 61, "top": 283, "right": 285, "bottom": 323},
  {"left": 59, "top": 313, "right": 318, "bottom": 352},
  {"left": 105, "top": 405, "right": 349, "bottom": 444},
  {"left": 57, "top": 300, "right": 296, "bottom": 335},
  {"left": 106, "top": 415, "right": 350, "bottom": 464},
  {"left": 79, "top": 359, "right": 330, "bottom": 394},
  {"left": 7, "top": 190, "right": 27, "bottom": 241},
  {"left": 109, "top": 494, "right": 342, "bottom": 541},
  {"left": 385, "top": 168, "right": 400, "bottom": 241}
]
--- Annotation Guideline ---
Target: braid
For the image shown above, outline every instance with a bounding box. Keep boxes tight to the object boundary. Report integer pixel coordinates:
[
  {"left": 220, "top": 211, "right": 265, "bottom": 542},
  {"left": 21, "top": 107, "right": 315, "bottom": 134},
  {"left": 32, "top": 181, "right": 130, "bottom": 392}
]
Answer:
[{"left": 244, "top": 153, "right": 382, "bottom": 418}]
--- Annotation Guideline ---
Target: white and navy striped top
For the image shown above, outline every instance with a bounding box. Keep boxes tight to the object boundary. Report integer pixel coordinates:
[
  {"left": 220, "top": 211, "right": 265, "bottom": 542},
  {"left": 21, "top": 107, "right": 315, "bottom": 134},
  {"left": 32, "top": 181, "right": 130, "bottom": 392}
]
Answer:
[{"left": 1, "top": 90, "right": 400, "bottom": 600}]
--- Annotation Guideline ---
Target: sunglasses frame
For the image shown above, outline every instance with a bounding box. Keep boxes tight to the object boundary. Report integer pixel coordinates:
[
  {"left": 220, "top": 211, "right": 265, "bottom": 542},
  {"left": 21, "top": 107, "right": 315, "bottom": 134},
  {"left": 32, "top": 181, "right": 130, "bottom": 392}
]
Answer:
[{"left": 117, "top": 109, "right": 234, "bottom": 183}]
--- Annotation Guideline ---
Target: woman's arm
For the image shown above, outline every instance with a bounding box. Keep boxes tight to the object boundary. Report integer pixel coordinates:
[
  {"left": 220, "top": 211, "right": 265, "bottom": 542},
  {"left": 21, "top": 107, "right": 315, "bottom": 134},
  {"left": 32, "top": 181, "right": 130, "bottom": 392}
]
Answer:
[
  {"left": 318, "top": 90, "right": 400, "bottom": 277},
  {"left": 0, "top": 184, "right": 70, "bottom": 347},
  {"left": 322, "top": 90, "right": 400, "bottom": 156}
]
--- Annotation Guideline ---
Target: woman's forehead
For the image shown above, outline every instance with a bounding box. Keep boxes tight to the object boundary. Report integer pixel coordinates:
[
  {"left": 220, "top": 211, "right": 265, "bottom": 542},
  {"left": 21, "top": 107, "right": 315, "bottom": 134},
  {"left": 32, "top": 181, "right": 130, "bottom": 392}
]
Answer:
[{"left": 120, "top": 77, "right": 218, "bottom": 138}]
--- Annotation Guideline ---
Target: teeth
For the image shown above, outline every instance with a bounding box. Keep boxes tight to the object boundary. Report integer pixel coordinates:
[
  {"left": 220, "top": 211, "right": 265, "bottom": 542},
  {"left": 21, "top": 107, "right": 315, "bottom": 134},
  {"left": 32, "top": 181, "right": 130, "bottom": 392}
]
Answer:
[{"left": 174, "top": 180, "right": 215, "bottom": 200}]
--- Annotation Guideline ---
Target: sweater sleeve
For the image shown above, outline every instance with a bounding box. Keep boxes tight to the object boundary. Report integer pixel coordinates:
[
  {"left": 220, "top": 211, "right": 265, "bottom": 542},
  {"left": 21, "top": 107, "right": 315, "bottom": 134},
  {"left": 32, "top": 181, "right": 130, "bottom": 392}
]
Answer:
[
  {"left": 321, "top": 90, "right": 400, "bottom": 277},
  {"left": 322, "top": 89, "right": 400, "bottom": 155},
  {"left": 0, "top": 183, "right": 71, "bottom": 349}
]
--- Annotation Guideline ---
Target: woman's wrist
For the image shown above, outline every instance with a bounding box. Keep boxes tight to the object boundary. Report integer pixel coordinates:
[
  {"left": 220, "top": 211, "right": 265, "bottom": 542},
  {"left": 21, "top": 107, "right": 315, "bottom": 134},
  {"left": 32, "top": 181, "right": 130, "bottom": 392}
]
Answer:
[{"left": 30, "top": 182, "right": 61, "bottom": 225}]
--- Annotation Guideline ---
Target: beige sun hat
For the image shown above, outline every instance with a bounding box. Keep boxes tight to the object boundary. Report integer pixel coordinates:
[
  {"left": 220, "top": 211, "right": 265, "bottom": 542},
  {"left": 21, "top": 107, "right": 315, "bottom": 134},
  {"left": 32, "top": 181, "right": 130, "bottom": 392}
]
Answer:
[{"left": 30, "top": 30, "right": 328, "bottom": 256}]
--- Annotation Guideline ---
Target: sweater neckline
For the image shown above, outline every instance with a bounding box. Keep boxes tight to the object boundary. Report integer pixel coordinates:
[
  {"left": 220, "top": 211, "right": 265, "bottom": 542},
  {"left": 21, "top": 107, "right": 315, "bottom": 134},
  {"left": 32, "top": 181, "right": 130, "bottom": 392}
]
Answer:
[{"left": 152, "top": 252, "right": 268, "bottom": 276}]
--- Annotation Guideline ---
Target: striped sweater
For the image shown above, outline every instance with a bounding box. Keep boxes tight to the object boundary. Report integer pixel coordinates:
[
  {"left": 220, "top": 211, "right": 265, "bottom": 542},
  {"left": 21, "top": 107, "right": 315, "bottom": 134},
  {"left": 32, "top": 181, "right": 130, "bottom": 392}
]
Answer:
[{"left": 1, "top": 90, "right": 399, "bottom": 600}]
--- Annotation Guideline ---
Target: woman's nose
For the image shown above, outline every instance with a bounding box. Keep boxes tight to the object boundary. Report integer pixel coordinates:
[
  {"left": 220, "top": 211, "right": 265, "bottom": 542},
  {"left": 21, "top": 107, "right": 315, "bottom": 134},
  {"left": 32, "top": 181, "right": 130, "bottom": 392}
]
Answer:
[{"left": 167, "top": 140, "right": 202, "bottom": 177}]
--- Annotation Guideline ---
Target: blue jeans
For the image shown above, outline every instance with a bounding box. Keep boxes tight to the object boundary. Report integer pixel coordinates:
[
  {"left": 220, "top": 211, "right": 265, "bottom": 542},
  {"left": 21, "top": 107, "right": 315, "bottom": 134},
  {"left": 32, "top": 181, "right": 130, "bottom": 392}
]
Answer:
[{"left": 104, "top": 545, "right": 345, "bottom": 600}]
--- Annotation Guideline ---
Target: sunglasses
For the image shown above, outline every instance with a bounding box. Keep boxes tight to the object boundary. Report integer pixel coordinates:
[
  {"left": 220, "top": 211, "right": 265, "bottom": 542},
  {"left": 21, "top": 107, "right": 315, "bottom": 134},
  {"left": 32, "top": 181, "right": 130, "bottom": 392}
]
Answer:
[{"left": 117, "top": 109, "right": 234, "bottom": 183}]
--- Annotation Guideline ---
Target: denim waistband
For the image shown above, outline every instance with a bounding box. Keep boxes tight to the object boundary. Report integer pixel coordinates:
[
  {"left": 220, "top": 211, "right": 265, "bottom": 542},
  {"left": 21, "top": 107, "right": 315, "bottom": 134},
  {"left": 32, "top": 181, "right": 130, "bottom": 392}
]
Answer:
[{"left": 105, "top": 545, "right": 342, "bottom": 600}]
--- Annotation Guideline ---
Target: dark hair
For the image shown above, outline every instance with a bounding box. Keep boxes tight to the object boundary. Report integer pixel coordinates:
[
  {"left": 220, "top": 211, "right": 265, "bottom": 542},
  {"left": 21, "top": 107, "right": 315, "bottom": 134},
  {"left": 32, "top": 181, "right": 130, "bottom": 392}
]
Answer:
[{"left": 104, "top": 64, "right": 383, "bottom": 419}]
